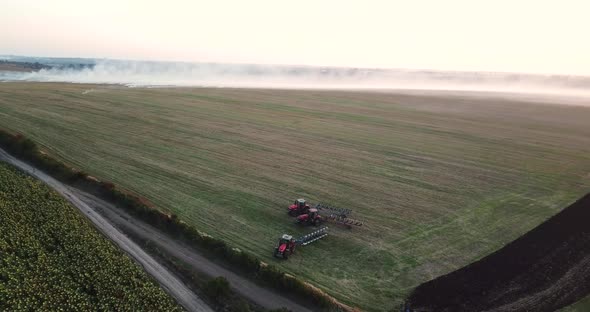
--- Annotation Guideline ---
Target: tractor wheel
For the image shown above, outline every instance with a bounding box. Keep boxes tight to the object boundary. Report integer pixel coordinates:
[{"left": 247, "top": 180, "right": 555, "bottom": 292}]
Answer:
[
  {"left": 283, "top": 252, "right": 289, "bottom": 260},
  {"left": 288, "top": 210, "right": 297, "bottom": 217}
]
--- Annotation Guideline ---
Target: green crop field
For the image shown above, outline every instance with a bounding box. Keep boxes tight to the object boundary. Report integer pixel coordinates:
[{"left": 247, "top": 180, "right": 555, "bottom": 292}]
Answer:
[
  {"left": 0, "top": 161, "right": 181, "bottom": 311},
  {"left": 562, "top": 295, "right": 590, "bottom": 312},
  {"left": 1, "top": 82, "right": 589, "bottom": 311}
]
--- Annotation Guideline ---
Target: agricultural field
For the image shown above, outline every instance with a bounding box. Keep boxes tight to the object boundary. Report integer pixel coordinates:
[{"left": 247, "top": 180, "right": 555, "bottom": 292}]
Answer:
[
  {"left": 562, "top": 295, "right": 590, "bottom": 312},
  {"left": 0, "top": 161, "right": 181, "bottom": 311},
  {"left": 1, "top": 82, "right": 590, "bottom": 310}
]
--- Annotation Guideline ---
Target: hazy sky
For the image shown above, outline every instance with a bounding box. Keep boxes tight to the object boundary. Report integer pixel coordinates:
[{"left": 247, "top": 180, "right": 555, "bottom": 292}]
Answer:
[{"left": 2, "top": 0, "right": 589, "bottom": 75}]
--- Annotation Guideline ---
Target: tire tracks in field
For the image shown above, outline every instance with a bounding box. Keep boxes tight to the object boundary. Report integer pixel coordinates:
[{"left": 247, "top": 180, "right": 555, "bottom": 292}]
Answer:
[
  {"left": 0, "top": 148, "right": 313, "bottom": 312},
  {"left": 0, "top": 149, "right": 213, "bottom": 312}
]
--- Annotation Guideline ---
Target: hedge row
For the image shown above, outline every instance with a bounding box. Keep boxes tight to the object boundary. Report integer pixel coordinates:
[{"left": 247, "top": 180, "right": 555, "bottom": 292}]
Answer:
[{"left": 0, "top": 129, "right": 341, "bottom": 311}]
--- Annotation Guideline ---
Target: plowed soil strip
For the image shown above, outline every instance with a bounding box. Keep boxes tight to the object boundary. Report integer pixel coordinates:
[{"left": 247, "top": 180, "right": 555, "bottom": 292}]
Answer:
[{"left": 408, "top": 193, "right": 590, "bottom": 312}]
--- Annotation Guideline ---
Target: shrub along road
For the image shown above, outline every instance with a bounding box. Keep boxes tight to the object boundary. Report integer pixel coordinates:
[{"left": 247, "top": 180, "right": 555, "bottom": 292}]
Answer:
[
  {"left": 72, "top": 189, "right": 315, "bottom": 312},
  {"left": 0, "top": 147, "right": 312, "bottom": 312}
]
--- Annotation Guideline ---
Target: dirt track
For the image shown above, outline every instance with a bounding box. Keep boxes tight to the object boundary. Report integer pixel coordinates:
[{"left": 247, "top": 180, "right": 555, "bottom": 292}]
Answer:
[
  {"left": 72, "top": 189, "right": 314, "bottom": 312},
  {"left": 0, "top": 148, "right": 312, "bottom": 312},
  {"left": 408, "top": 193, "right": 590, "bottom": 312}
]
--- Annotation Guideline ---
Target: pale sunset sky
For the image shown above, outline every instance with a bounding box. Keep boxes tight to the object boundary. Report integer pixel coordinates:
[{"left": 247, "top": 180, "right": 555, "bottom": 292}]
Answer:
[{"left": 1, "top": 0, "right": 589, "bottom": 75}]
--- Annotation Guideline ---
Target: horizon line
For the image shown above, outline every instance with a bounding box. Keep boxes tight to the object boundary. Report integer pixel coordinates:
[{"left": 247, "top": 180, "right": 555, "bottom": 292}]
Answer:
[{"left": 2, "top": 53, "right": 589, "bottom": 79}]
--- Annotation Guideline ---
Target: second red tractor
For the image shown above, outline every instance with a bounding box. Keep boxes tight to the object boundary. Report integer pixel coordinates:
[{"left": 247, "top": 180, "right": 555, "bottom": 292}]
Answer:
[
  {"left": 287, "top": 198, "right": 363, "bottom": 228},
  {"left": 296, "top": 208, "right": 323, "bottom": 226}
]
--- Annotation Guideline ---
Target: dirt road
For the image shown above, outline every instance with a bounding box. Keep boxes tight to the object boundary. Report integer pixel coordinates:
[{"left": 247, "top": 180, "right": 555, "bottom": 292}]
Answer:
[
  {"left": 73, "top": 189, "right": 314, "bottom": 312},
  {"left": 0, "top": 149, "right": 213, "bottom": 312},
  {"left": 0, "top": 148, "right": 313, "bottom": 312}
]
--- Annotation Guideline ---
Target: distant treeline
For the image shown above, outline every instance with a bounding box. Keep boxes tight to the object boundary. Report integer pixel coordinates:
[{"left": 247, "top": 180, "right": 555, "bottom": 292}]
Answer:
[
  {"left": 51, "top": 63, "right": 95, "bottom": 70},
  {"left": 0, "top": 60, "right": 95, "bottom": 71},
  {"left": 0, "top": 60, "right": 52, "bottom": 71},
  {"left": 0, "top": 129, "right": 344, "bottom": 312}
]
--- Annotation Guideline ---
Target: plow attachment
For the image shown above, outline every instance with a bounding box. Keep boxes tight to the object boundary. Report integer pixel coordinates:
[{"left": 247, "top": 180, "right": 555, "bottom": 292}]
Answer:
[
  {"left": 315, "top": 203, "right": 352, "bottom": 218},
  {"left": 296, "top": 227, "right": 329, "bottom": 246},
  {"left": 327, "top": 214, "right": 363, "bottom": 227}
]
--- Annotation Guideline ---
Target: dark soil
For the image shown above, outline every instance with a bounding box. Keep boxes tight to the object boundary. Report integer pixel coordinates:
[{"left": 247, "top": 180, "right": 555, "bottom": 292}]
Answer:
[{"left": 408, "top": 193, "right": 590, "bottom": 312}]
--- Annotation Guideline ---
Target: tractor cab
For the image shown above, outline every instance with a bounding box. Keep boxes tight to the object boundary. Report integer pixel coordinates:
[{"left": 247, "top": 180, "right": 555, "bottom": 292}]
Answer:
[
  {"left": 308, "top": 208, "right": 318, "bottom": 219},
  {"left": 288, "top": 198, "right": 311, "bottom": 216},
  {"left": 279, "top": 234, "right": 294, "bottom": 245}
]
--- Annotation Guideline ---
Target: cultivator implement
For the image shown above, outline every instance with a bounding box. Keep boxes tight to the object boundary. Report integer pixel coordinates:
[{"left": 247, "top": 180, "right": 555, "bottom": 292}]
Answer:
[
  {"left": 315, "top": 203, "right": 352, "bottom": 218},
  {"left": 296, "top": 227, "right": 328, "bottom": 246},
  {"left": 315, "top": 203, "right": 362, "bottom": 227},
  {"left": 326, "top": 214, "right": 363, "bottom": 227}
]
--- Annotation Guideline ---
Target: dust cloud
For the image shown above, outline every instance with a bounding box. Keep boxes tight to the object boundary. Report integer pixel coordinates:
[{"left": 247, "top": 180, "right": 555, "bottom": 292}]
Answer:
[{"left": 1, "top": 59, "right": 589, "bottom": 100}]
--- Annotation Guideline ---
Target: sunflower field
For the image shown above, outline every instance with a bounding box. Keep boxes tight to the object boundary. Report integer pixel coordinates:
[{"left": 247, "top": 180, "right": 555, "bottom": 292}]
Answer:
[{"left": 0, "top": 162, "right": 182, "bottom": 311}]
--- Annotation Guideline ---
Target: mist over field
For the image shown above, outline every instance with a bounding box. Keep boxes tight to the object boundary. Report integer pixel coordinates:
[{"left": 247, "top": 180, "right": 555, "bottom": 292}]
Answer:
[{"left": 1, "top": 57, "right": 590, "bottom": 98}]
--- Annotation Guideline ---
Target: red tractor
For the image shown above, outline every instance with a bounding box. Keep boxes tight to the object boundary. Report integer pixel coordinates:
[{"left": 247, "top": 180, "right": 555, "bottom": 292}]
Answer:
[
  {"left": 296, "top": 208, "right": 323, "bottom": 226},
  {"left": 273, "top": 227, "right": 328, "bottom": 260},
  {"left": 288, "top": 198, "right": 311, "bottom": 216},
  {"left": 273, "top": 234, "right": 297, "bottom": 259},
  {"left": 288, "top": 199, "right": 364, "bottom": 228}
]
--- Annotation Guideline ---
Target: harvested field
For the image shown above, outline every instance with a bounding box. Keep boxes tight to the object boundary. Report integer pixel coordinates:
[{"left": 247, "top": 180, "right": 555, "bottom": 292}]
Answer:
[
  {"left": 562, "top": 295, "right": 590, "bottom": 311},
  {"left": 1, "top": 82, "right": 589, "bottom": 310},
  {"left": 408, "top": 193, "right": 590, "bottom": 312}
]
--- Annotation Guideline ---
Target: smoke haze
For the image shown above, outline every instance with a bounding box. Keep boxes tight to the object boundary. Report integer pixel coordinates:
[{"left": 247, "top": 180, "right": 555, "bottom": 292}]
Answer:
[{"left": 1, "top": 58, "right": 590, "bottom": 100}]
